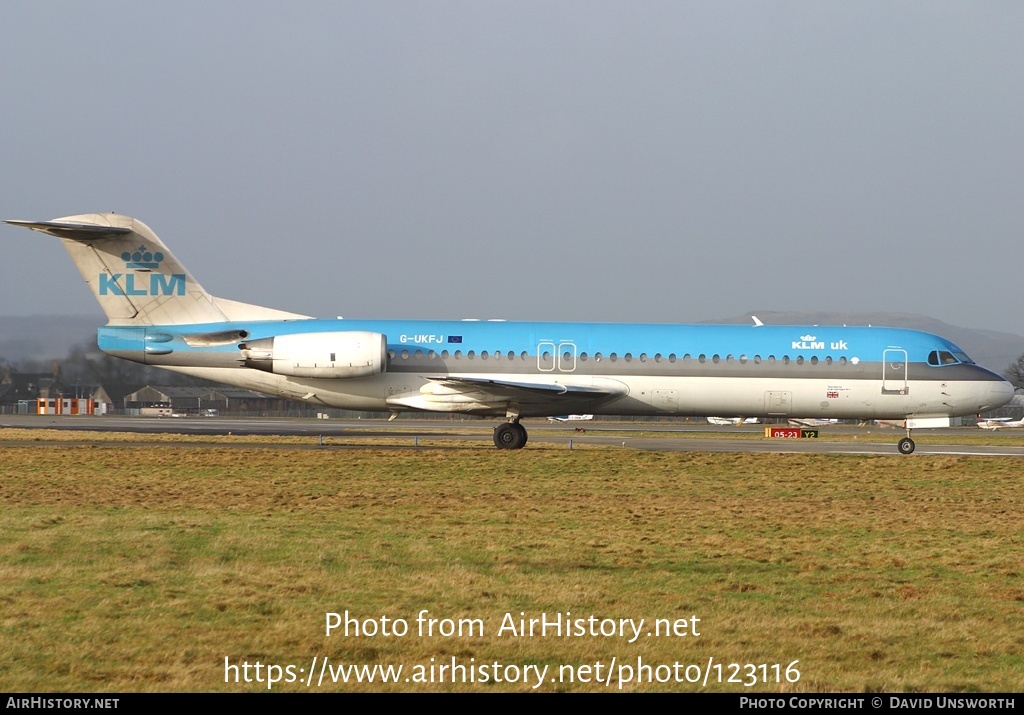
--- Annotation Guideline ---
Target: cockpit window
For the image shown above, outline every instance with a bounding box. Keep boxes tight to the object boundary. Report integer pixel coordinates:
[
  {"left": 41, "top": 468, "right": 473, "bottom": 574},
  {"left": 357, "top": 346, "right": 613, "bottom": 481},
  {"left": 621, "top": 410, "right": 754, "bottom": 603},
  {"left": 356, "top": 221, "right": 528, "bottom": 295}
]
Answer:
[{"left": 928, "top": 350, "right": 972, "bottom": 366}]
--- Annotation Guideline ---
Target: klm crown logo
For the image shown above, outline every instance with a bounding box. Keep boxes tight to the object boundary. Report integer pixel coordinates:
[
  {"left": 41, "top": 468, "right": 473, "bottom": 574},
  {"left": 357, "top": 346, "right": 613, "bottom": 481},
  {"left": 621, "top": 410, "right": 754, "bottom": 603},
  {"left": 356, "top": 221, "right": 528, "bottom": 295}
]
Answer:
[
  {"left": 792, "top": 333, "right": 825, "bottom": 350},
  {"left": 121, "top": 245, "right": 165, "bottom": 270},
  {"left": 98, "top": 245, "right": 185, "bottom": 297}
]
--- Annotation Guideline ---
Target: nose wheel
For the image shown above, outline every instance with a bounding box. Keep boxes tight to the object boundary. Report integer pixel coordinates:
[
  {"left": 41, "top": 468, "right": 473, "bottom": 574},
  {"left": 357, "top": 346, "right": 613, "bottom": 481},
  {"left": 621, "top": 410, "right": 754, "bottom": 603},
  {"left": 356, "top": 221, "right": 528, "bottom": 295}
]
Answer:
[
  {"left": 897, "top": 437, "right": 916, "bottom": 454},
  {"left": 493, "top": 421, "right": 528, "bottom": 450}
]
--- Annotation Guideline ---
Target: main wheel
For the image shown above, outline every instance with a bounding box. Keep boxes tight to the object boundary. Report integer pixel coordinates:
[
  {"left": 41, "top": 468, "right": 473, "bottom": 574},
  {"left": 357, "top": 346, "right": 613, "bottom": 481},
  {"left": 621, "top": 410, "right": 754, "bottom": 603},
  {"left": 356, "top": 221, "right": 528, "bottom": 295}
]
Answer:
[
  {"left": 493, "top": 422, "right": 527, "bottom": 450},
  {"left": 897, "top": 437, "right": 915, "bottom": 455}
]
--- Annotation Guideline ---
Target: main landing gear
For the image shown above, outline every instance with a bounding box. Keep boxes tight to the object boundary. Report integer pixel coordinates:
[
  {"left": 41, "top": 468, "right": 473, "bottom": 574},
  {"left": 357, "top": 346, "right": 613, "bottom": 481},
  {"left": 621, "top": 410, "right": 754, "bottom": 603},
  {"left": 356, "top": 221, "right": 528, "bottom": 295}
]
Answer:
[{"left": 493, "top": 420, "right": 528, "bottom": 450}]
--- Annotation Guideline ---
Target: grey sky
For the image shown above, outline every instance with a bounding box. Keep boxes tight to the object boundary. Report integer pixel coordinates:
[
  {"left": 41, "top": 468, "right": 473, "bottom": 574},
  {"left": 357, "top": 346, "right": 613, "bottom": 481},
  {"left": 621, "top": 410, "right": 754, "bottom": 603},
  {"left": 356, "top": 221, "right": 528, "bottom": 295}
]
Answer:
[{"left": 2, "top": 2, "right": 1022, "bottom": 334}]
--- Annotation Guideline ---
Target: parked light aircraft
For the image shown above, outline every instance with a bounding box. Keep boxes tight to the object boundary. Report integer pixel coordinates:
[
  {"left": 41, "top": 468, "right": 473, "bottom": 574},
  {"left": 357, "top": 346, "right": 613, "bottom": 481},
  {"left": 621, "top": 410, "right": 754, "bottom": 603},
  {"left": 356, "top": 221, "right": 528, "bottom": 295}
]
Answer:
[
  {"left": 7, "top": 214, "right": 1015, "bottom": 454},
  {"left": 977, "top": 416, "right": 1024, "bottom": 430},
  {"left": 547, "top": 415, "right": 594, "bottom": 423},
  {"left": 707, "top": 417, "right": 759, "bottom": 425}
]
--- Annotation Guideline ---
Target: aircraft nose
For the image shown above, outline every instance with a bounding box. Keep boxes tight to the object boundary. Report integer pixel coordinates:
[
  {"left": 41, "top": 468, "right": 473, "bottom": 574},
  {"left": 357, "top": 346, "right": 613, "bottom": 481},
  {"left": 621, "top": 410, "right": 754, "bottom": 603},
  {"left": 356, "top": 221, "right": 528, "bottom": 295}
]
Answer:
[{"left": 989, "top": 378, "right": 1016, "bottom": 410}]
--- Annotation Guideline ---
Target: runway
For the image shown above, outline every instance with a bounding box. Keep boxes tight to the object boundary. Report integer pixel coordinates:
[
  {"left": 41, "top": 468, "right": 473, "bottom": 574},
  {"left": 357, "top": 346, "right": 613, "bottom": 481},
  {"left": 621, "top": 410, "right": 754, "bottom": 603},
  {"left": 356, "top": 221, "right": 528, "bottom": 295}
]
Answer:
[{"left": 2, "top": 414, "right": 1023, "bottom": 456}]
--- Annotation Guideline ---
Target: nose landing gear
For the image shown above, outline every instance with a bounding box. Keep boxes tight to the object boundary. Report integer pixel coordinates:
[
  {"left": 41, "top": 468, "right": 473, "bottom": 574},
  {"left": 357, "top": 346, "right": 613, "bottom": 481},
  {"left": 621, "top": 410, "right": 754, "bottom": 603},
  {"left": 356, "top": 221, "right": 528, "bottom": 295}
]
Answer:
[{"left": 897, "top": 436, "right": 916, "bottom": 454}]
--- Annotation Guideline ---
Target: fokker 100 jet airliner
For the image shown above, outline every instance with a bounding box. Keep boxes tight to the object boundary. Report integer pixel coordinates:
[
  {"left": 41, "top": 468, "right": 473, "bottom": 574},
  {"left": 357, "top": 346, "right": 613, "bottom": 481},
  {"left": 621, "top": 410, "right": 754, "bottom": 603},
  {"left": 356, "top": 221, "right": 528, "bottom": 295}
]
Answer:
[{"left": 7, "top": 214, "right": 1015, "bottom": 454}]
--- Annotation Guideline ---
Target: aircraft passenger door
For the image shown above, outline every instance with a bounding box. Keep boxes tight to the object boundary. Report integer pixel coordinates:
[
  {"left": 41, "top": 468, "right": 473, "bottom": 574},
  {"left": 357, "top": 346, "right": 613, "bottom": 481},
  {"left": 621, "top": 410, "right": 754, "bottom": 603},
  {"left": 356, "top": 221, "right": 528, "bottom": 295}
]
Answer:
[
  {"left": 882, "top": 349, "right": 909, "bottom": 395},
  {"left": 537, "top": 342, "right": 555, "bottom": 372},
  {"left": 538, "top": 341, "right": 577, "bottom": 372},
  {"left": 557, "top": 342, "right": 577, "bottom": 373}
]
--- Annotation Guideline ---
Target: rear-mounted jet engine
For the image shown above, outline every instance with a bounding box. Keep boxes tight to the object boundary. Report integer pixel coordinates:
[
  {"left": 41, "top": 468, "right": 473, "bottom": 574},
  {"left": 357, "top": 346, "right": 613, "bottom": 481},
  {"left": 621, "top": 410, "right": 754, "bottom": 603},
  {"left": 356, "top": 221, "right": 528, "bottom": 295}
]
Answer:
[{"left": 240, "top": 331, "right": 387, "bottom": 378}]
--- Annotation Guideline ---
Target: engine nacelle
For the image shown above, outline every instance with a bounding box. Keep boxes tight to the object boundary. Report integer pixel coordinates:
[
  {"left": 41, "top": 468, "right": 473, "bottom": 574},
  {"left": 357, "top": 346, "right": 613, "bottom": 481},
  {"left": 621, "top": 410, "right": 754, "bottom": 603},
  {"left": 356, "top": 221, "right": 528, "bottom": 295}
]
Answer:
[{"left": 241, "top": 331, "right": 387, "bottom": 378}]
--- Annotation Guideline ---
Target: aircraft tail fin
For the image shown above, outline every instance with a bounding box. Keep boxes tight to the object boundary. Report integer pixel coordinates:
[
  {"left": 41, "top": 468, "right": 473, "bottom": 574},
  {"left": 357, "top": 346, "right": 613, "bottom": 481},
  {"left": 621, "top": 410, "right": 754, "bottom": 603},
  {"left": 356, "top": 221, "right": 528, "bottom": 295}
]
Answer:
[{"left": 6, "top": 214, "right": 308, "bottom": 326}]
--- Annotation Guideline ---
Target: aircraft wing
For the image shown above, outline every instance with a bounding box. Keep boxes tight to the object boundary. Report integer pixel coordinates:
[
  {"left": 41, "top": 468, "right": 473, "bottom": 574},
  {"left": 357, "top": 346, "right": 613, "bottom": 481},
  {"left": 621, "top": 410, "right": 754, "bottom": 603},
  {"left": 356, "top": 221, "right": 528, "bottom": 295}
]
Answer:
[
  {"left": 387, "top": 375, "right": 626, "bottom": 414},
  {"left": 427, "top": 376, "right": 614, "bottom": 397}
]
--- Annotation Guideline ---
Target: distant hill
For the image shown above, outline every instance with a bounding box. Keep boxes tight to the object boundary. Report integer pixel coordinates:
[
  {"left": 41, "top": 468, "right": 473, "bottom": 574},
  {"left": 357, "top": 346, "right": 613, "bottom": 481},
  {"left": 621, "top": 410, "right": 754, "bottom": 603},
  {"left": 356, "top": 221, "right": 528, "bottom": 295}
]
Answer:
[
  {"left": 705, "top": 311, "right": 1024, "bottom": 374},
  {"left": 0, "top": 315, "right": 104, "bottom": 365}
]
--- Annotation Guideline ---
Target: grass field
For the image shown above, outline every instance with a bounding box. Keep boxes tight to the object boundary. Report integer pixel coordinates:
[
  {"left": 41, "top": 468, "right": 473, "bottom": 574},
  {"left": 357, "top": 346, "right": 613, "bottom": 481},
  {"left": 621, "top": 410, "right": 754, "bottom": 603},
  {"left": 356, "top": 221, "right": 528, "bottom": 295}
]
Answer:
[{"left": 1, "top": 429, "right": 1022, "bottom": 692}]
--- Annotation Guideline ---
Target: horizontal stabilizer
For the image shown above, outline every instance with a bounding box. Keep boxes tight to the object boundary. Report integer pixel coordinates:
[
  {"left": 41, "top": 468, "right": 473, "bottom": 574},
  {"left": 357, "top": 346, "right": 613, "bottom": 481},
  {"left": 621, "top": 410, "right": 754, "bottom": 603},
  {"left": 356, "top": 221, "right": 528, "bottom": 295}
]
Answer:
[{"left": 5, "top": 220, "right": 132, "bottom": 240}]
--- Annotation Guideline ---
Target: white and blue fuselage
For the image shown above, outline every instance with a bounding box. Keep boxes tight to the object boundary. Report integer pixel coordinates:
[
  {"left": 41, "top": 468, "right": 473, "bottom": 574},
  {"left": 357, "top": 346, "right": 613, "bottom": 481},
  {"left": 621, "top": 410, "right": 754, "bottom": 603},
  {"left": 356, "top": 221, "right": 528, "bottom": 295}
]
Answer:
[{"left": 98, "top": 318, "right": 1011, "bottom": 423}]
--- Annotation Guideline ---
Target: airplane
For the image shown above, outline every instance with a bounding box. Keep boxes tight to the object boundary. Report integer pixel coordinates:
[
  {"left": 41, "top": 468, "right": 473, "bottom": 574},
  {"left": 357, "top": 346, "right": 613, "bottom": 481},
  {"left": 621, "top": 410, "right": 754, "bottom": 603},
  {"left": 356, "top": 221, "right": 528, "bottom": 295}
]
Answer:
[
  {"left": 977, "top": 416, "right": 1024, "bottom": 430},
  {"left": 547, "top": 415, "right": 594, "bottom": 423},
  {"left": 706, "top": 417, "right": 759, "bottom": 425},
  {"left": 6, "top": 213, "right": 1015, "bottom": 454}
]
